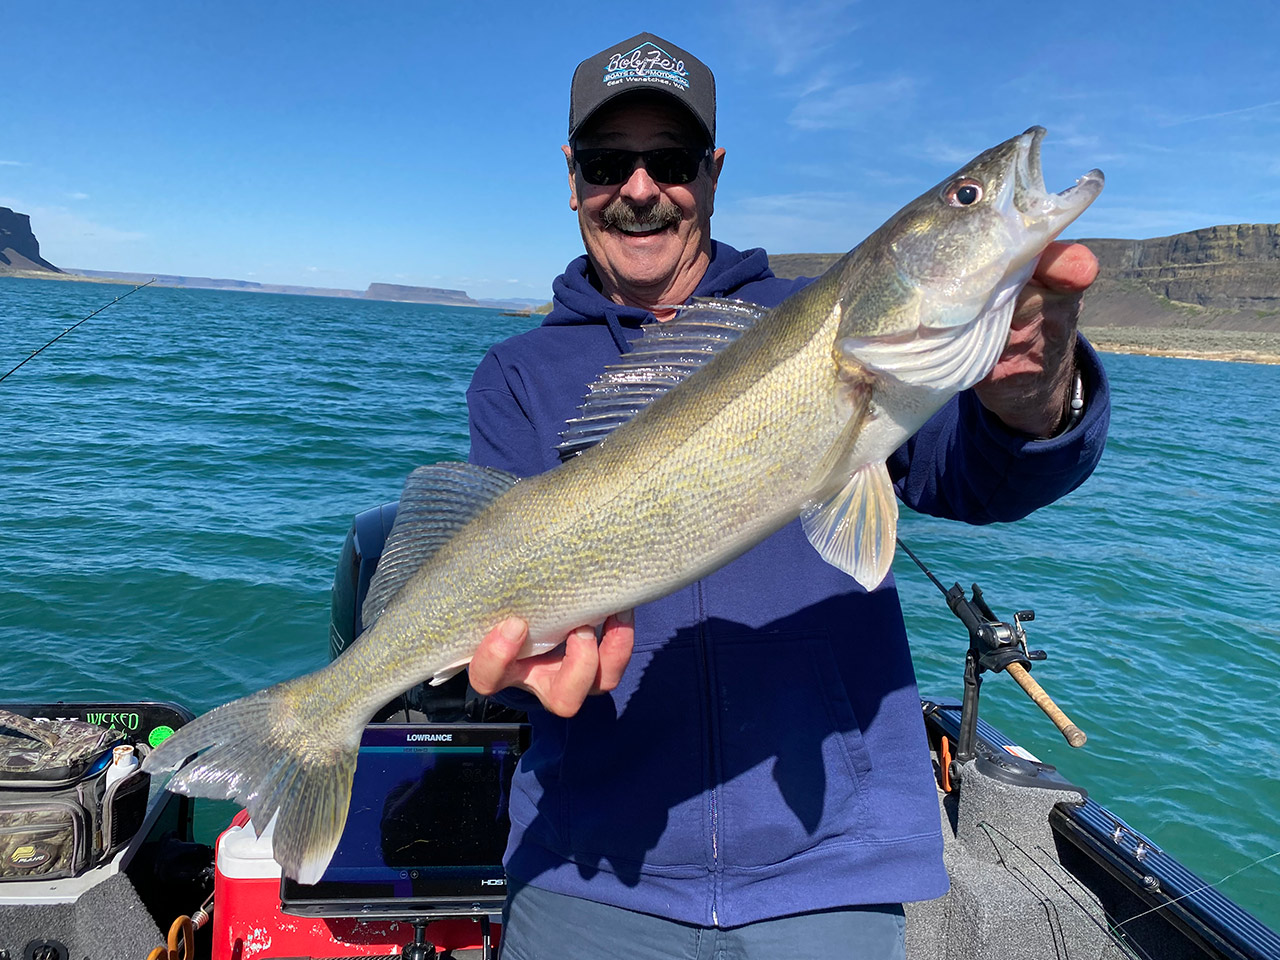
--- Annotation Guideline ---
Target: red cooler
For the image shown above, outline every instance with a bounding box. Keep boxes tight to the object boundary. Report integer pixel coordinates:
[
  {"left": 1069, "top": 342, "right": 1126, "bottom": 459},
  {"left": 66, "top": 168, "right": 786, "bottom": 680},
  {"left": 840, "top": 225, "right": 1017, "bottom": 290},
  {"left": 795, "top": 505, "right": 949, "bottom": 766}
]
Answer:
[{"left": 213, "top": 811, "right": 497, "bottom": 959}]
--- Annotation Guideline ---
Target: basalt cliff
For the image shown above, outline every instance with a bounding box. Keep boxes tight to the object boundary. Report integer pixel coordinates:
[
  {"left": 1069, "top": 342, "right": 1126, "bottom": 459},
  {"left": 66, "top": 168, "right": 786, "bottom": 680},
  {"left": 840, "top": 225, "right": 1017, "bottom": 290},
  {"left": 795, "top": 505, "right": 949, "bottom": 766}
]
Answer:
[
  {"left": 0, "top": 207, "right": 61, "bottom": 273},
  {"left": 769, "top": 223, "right": 1280, "bottom": 333},
  {"left": 1073, "top": 224, "right": 1280, "bottom": 326}
]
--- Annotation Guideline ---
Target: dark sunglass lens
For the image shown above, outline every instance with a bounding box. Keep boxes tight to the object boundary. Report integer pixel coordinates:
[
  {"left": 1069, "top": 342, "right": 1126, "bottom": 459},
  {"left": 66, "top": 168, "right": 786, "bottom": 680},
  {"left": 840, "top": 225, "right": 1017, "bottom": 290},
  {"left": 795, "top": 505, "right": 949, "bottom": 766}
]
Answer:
[
  {"left": 646, "top": 149, "right": 703, "bottom": 184},
  {"left": 576, "top": 150, "right": 627, "bottom": 186},
  {"left": 576, "top": 148, "right": 705, "bottom": 186}
]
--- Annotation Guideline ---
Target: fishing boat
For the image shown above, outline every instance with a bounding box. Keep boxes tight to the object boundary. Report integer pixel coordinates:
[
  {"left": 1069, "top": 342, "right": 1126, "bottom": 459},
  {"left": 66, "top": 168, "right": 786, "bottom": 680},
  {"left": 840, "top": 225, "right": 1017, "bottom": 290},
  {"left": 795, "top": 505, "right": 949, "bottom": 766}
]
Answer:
[{"left": 2, "top": 502, "right": 1277, "bottom": 960}]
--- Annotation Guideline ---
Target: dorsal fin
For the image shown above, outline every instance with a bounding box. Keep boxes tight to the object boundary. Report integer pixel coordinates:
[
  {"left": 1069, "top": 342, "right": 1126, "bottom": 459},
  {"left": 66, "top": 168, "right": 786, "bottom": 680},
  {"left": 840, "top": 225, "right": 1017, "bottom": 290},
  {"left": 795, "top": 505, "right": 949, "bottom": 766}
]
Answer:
[
  {"left": 557, "top": 297, "right": 768, "bottom": 460},
  {"left": 361, "top": 463, "right": 519, "bottom": 629}
]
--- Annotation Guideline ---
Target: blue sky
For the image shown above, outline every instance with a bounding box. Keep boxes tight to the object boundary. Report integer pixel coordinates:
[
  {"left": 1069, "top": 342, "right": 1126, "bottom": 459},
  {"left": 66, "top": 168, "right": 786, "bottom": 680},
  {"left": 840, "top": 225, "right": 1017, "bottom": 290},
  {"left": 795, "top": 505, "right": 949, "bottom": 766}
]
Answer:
[{"left": 5, "top": 1, "right": 1278, "bottom": 301}]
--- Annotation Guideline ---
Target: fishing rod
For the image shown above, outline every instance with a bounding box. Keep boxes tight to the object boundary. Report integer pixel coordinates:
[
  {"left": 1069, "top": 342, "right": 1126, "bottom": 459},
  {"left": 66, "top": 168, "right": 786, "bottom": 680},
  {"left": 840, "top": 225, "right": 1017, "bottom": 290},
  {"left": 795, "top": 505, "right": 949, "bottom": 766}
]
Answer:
[
  {"left": 0, "top": 278, "right": 156, "bottom": 384},
  {"left": 896, "top": 537, "right": 1087, "bottom": 755}
]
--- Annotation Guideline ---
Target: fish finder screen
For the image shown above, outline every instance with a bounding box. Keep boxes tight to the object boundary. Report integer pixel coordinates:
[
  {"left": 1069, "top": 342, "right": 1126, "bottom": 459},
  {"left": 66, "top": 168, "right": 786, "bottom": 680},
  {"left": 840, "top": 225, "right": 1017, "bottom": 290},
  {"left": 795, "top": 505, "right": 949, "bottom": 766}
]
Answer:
[{"left": 279, "top": 723, "right": 526, "bottom": 917}]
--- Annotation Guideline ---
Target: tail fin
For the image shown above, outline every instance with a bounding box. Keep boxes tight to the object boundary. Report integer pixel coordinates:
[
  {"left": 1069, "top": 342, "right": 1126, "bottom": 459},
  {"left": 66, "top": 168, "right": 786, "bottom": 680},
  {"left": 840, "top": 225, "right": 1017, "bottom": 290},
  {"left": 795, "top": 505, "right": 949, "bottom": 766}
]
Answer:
[{"left": 143, "top": 683, "right": 361, "bottom": 884}]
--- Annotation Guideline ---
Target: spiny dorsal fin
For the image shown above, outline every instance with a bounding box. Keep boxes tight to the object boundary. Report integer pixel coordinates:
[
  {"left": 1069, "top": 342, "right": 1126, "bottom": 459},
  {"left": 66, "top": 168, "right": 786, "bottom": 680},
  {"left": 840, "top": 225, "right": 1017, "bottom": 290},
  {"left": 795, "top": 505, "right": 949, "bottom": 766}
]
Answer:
[
  {"left": 361, "top": 463, "right": 519, "bottom": 628},
  {"left": 557, "top": 297, "right": 768, "bottom": 460}
]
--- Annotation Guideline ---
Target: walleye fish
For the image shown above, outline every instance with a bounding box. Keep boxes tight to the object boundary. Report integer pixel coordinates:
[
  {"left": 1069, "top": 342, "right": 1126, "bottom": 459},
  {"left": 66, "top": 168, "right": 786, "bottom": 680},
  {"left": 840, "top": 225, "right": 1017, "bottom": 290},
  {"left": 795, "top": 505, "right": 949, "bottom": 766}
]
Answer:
[{"left": 145, "top": 127, "right": 1103, "bottom": 883}]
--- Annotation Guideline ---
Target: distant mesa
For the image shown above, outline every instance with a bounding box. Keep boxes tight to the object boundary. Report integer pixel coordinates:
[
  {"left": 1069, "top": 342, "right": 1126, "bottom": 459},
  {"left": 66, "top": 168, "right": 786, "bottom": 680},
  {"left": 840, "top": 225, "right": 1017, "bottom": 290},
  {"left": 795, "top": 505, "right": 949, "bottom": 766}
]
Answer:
[
  {"left": 0, "top": 206, "right": 62, "bottom": 273},
  {"left": 66, "top": 268, "right": 366, "bottom": 299},
  {"left": 361, "top": 283, "right": 545, "bottom": 311},
  {"left": 58, "top": 270, "right": 541, "bottom": 311},
  {"left": 363, "top": 282, "right": 477, "bottom": 306},
  {"left": 0, "top": 206, "right": 542, "bottom": 310}
]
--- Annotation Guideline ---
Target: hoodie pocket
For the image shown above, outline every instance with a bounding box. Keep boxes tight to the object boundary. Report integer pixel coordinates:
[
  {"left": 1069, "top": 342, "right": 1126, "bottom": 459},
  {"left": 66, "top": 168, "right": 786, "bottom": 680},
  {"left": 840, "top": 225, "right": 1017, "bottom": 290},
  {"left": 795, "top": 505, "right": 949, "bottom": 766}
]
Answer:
[
  {"left": 557, "top": 640, "right": 710, "bottom": 874},
  {"left": 712, "top": 630, "right": 873, "bottom": 868}
]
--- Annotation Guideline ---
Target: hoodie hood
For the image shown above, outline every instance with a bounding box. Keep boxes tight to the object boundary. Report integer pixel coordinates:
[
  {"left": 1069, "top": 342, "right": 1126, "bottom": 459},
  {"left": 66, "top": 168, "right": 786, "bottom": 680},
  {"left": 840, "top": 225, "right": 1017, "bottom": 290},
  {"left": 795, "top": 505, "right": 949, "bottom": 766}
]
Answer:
[{"left": 542, "top": 241, "right": 776, "bottom": 351}]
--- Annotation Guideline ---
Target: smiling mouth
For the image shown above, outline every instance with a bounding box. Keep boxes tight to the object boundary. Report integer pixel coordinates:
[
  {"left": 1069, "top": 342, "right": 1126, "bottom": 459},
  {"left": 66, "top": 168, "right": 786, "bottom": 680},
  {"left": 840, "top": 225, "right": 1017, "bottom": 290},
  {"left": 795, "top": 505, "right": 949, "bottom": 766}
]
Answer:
[
  {"left": 600, "top": 199, "right": 682, "bottom": 238},
  {"left": 614, "top": 221, "right": 674, "bottom": 237}
]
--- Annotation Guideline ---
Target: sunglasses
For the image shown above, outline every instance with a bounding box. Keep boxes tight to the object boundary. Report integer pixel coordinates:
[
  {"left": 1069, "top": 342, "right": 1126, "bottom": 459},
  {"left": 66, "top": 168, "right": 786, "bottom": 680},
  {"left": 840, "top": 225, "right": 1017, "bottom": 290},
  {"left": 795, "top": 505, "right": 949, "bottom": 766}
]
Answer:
[{"left": 573, "top": 147, "right": 709, "bottom": 186}]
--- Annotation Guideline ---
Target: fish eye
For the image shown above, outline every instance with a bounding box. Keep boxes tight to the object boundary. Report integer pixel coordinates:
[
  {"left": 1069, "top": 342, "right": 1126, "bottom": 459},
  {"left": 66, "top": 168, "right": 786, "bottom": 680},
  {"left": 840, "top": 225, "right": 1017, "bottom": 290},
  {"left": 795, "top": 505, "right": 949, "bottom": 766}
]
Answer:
[{"left": 945, "top": 178, "right": 984, "bottom": 207}]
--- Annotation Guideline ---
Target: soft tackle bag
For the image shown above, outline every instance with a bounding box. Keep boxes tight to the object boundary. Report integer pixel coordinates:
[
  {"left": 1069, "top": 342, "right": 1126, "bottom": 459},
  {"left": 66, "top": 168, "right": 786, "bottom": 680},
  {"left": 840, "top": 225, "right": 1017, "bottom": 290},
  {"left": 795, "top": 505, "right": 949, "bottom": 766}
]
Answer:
[{"left": 0, "top": 708, "right": 150, "bottom": 880}]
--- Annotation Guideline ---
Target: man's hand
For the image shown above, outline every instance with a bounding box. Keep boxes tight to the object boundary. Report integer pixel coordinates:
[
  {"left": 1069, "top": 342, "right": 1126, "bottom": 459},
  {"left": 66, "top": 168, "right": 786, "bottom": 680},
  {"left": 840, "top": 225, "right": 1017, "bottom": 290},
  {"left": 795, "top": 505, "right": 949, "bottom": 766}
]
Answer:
[
  {"left": 974, "top": 242, "right": 1100, "bottom": 438},
  {"left": 468, "top": 611, "right": 636, "bottom": 717}
]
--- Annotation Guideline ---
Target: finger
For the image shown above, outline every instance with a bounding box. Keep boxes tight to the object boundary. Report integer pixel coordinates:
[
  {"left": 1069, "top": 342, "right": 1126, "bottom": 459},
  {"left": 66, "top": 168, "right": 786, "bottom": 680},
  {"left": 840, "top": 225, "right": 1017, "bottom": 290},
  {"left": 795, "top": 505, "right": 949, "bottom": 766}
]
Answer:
[
  {"left": 1008, "top": 281, "right": 1082, "bottom": 335},
  {"left": 467, "top": 617, "right": 528, "bottom": 695},
  {"left": 596, "top": 610, "right": 636, "bottom": 692},
  {"left": 1032, "top": 242, "right": 1099, "bottom": 293},
  {"left": 543, "top": 625, "right": 600, "bottom": 717}
]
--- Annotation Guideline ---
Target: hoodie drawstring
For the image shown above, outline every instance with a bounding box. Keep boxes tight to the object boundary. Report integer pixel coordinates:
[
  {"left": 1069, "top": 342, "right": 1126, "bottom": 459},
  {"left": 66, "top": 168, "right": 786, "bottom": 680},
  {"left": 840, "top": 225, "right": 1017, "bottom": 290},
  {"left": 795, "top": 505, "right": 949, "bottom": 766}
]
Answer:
[{"left": 603, "top": 306, "right": 632, "bottom": 354}]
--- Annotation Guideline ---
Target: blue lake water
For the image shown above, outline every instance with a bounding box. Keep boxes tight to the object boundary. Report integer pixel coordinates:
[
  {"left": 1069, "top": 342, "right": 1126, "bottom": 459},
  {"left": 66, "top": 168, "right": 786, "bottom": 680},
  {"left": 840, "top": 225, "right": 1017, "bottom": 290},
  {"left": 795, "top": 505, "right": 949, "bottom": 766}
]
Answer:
[{"left": 2, "top": 275, "right": 1277, "bottom": 927}]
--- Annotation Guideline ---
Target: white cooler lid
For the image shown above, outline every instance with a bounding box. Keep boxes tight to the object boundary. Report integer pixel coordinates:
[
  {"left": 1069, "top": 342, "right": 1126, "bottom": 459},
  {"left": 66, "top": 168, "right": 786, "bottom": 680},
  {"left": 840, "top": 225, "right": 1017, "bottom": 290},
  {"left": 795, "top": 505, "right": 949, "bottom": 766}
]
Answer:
[{"left": 215, "top": 814, "right": 282, "bottom": 880}]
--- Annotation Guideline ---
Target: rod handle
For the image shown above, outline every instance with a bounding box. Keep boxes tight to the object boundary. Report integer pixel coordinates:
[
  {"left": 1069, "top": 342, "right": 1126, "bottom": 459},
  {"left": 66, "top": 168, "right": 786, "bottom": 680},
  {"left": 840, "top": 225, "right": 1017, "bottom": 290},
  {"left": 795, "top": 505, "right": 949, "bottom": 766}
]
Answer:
[{"left": 1005, "top": 662, "right": 1087, "bottom": 748}]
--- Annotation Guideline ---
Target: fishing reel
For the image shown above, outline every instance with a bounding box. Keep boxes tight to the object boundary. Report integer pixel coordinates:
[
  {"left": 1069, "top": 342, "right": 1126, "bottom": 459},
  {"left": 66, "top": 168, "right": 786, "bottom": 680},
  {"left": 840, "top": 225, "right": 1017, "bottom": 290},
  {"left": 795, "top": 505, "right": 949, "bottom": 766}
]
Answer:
[
  {"left": 949, "top": 584, "right": 1046, "bottom": 676},
  {"left": 897, "top": 540, "right": 1087, "bottom": 778}
]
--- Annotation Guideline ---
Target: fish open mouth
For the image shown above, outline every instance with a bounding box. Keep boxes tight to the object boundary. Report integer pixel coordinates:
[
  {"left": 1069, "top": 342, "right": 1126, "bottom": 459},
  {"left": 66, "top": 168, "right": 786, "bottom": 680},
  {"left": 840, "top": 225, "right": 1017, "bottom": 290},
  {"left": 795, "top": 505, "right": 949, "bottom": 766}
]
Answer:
[{"left": 1013, "top": 126, "right": 1104, "bottom": 233}]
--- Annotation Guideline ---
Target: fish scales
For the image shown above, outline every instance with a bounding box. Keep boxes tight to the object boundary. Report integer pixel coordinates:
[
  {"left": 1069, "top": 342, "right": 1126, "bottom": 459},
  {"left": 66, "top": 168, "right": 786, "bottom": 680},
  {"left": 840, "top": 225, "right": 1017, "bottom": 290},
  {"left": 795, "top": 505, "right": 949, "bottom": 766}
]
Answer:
[{"left": 369, "top": 284, "right": 850, "bottom": 661}]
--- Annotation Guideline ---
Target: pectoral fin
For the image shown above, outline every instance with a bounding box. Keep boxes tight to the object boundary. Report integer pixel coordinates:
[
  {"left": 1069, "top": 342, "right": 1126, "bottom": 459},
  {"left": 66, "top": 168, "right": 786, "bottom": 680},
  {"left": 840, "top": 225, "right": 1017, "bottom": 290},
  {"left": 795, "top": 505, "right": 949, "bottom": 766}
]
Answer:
[{"left": 801, "top": 460, "right": 898, "bottom": 591}]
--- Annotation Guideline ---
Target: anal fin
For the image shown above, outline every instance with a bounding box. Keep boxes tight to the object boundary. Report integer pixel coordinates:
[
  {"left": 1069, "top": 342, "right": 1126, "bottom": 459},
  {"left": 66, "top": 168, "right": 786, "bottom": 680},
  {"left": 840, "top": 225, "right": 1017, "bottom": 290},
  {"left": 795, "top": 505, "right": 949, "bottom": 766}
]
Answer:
[{"left": 429, "top": 657, "right": 472, "bottom": 686}]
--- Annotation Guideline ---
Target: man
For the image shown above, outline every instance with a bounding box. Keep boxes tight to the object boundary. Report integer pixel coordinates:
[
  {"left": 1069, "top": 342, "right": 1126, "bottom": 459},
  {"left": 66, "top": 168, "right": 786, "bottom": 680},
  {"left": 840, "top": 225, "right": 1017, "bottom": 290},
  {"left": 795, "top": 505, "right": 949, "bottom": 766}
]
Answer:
[{"left": 464, "top": 32, "right": 1109, "bottom": 959}]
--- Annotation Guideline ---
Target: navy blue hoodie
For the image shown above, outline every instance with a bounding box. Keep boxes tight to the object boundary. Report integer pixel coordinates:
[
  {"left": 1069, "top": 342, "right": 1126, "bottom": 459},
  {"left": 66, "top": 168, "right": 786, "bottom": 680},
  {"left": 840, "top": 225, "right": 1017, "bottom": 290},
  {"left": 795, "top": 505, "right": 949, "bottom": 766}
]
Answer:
[{"left": 466, "top": 240, "right": 1110, "bottom": 927}]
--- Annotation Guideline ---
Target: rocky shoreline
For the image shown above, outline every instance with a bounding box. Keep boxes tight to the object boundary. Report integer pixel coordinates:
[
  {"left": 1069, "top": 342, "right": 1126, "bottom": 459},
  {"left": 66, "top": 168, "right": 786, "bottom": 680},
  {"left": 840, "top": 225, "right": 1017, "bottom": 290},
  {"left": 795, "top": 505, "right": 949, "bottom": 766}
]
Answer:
[
  {"left": 770, "top": 227, "right": 1280, "bottom": 367},
  {"left": 1081, "top": 325, "right": 1280, "bottom": 365},
  {"left": 0, "top": 267, "right": 135, "bottom": 285}
]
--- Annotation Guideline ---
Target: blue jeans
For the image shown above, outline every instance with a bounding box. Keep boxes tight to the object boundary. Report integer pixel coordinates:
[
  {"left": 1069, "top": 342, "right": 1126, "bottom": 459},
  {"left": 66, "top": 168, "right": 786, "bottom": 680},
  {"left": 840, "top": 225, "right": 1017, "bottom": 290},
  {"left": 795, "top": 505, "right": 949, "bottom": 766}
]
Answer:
[{"left": 499, "top": 883, "right": 906, "bottom": 960}]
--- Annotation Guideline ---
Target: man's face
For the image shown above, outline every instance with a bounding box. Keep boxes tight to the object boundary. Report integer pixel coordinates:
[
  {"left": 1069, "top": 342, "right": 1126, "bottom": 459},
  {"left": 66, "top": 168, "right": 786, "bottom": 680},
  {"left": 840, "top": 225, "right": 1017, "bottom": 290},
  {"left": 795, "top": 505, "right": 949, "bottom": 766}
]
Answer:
[{"left": 563, "top": 95, "right": 725, "bottom": 311}]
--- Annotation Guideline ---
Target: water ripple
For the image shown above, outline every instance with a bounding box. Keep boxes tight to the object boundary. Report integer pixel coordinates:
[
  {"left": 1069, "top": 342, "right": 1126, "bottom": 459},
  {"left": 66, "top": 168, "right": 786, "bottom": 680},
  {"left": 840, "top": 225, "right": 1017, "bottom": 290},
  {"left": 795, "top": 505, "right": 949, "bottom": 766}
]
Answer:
[{"left": 2, "top": 278, "right": 1278, "bottom": 925}]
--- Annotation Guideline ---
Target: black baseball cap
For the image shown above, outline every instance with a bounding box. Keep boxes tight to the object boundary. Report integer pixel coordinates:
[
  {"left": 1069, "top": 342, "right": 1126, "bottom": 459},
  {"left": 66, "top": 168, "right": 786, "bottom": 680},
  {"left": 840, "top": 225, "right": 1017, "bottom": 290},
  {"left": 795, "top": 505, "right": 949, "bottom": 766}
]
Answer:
[{"left": 568, "top": 32, "right": 716, "bottom": 145}]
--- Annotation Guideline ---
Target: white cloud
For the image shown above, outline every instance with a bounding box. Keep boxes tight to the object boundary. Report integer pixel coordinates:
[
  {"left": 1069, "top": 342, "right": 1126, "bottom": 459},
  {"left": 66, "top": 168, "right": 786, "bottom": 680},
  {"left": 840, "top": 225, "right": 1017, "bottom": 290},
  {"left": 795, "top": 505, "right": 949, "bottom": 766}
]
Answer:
[
  {"left": 730, "top": 0, "right": 861, "bottom": 77},
  {"left": 715, "top": 189, "right": 897, "bottom": 254},
  {"left": 0, "top": 160, "right": 24, "bottom": 167},
  {"left": 13, "top": 204, "right": 144, "bottom": 244},
  {"left": 1162, "top": 98, "right": 1280, "bottom": 127},
  {"left": 1065, "top": 204, "right": 1250, "bottom": 240},
  {"left": 915, "top": 139, "right": 982, "bottom": 167},
  {"left": 0, "top": 200, "right": 143, "bottom": 269},
  {"left": 788, "top": 77, "right": 916, "bottom": 131},
  {"left": 67, "top": 192, "right": 90, "bottom": 201}
]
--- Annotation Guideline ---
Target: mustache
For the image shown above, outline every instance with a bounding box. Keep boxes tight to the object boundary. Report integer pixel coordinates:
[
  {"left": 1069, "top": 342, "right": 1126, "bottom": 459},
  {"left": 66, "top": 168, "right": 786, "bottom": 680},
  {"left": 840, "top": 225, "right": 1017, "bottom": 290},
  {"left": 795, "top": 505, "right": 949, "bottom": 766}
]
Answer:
[{"left": 599, "top": 198, "right": 683, "bottom": 231}]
